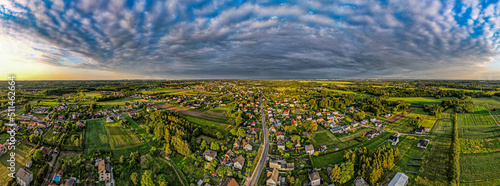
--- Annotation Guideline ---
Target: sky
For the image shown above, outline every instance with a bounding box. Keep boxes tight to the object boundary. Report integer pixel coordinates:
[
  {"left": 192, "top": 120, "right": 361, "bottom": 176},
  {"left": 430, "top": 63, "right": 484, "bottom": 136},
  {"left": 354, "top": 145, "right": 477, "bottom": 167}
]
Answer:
[{"left": 1, "top": 0, "right": 500, "bottom": 80}]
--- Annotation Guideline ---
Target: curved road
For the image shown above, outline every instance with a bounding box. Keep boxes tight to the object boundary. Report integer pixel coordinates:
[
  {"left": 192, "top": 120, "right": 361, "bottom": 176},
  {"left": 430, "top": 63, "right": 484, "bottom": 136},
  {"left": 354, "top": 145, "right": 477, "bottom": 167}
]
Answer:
[{"left": 246, "top": 97, "right": 269, "bottom": 186}]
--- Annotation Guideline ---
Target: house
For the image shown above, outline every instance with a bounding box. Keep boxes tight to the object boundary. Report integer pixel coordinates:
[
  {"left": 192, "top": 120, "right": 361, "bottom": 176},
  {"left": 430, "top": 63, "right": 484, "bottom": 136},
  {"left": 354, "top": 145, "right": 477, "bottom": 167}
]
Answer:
[
  {"left": 417, "top": 139, "right": 430, "bottom": 149},
  {"left": 319, "top": 144, "right": 327, "bottom": 150},
  {"left": 224, "top": 149, "right": 236, "bottom": 161},
  {"left": 360, "top": 120, "right": 368, "bottom": 125},
  {"left": 233, "top": 140, "right": 240, "bottom": 150},
  {"left": 266, "top": 168, "right": 280, "bottom": 186},
  {"left": 330, "top": 126, "right": 343, "bottom": 133},
  {"left": 106, "top": 116, "right": 114, "bottom": 123},
  {"left": 16, "top": 167, "right": 33, "bottom": 186},
  {"left": 233, "top": 155, "right": 245, "bottom": 170},
  {"left": 309, "top": 169, "right": 321, "bottom": 186},
  {"left": 293, "top": 140, "right": 301, "bottom": 149},
  {"left": 353, "top": 176, "right": 369, "bottom": 186},
  {"left": 203, "top": 149, "right": 217, "bottom": 162},
  {"left": 246, "top": 135, "right": 255, "bottom": 142},
  {"left": 305, "top": 144, "right": 315, "bottom": 155},
  {"left": 248, "top": 128, "right": 258, "bottom": 134},
  {"left": 220, "top": 178, "right": 239, "bottom": 186},
  {"left": 388, "top": 172, "right": 409, "bottom": 186},
  {"left": 98, "top": 160, "right": 112, "bottom": 182},
  {"left": 276, "top": 132, "right": 285, "bottom": 141},
  {"left": 269, "top": 125, "right": 277, "bottom": 133},
  {"left": 76, "top": 121, "right": 85, "bottom": 127},
  {"left": 65, "top": 177, "right": 77, "bottom": 186},
  {"left": 277, "top": 140, "right": 285, "bottom": 151},
  {"left": 243, "top": 141, "right": 254, "bottom": 151},
  {"left": 388, "top": 135, "right": 399, "bottom": 145},
  {"left": 250, "top": 121, "right": 256, "bottom": 126},
  {"left": 415, "top": 127, "right": 430, "bottom": 135},
  {"left": 34, "top": 128, "right": 43, "bottom": 136},
  {"left": 25, "top": 160, "right": 33, "bottom": 168},
  {"left": 40, "top": 146, "right": 51, "bottom": 157},
  {"left": 370, "top": 118, "right": 377, "bottom": 123}
]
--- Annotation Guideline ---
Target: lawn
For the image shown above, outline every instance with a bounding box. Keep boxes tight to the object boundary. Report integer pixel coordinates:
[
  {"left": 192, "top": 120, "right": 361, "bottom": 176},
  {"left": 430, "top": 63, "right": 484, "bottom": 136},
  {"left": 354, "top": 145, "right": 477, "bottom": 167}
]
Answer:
[
  {"left": 184, "top": 115, "right": 232, "bottom": 136},
  {"left": 0, "top": 143, "right": 33, "bottom": 184},
  {"left": 457, "top": 105, "right": 497, "bottom": 127},
  {"left": 386, "top": 97, "right": 455, "bottom": 107},
  {"left": 420, "top": 119, "right": 437, "bottom": 128},
  {"left": 460, "top": 151, "right": 500, "bottom": 182},
  {"left": 105, "top": 122, "right": 142, "bottom": 150},
  {"left": 84, "top": 119, "right": 111, "bottom": 153},
  {"left": 311, "top": 130, "right": 340, "bottom": 146}
]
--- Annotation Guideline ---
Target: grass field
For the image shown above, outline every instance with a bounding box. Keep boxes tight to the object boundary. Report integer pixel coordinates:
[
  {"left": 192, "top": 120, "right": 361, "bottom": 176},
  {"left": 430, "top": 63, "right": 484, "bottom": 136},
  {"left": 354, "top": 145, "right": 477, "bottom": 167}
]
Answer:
[
  {"left": 85, "top": 119, "right": 111, "bottom": 153},
  {"left": 141, "top": 88, "right": 212, "bottom": 95},
  {"left": 105, "top": 122, "right": 142, "bottom": 150},
  {"left": 386, "top": 97, "right": 455, "bottom": 106},
  {"left": 0, "top": 143, "right": 33, "bottom": 185},
  {"left": 460, "top": 151, "right": 500, "bottom": 182},
  {"left": 459, "top": 125, "right": 500, "bottom": 139},
  {"left": 421, "top": 119, "right": 437, "bottom": 128},
  {"left": 472, "top": 96, "right": 500, "bottom": 110},
  {"left": 460, "top": 138, "right": 500, "bottom": 154},
  {"left": 430, "top": 119, "right": 452, "bottom": 136},
  {"left": 311, "top": 130, "right": 340, "bottom": 146},
  {"left": 312, "top": 132, "right": 393, "bottom": 168},
  {"left": 385, "top": 117, "right": 418, "bottom": 133},
  {"left": 337, "top": 128, "right": 373, "bottom": 142}
]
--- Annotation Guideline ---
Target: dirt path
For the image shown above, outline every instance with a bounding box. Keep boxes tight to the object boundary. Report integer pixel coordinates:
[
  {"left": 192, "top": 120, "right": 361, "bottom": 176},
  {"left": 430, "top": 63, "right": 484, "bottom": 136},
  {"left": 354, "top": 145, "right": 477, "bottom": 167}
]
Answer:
[{"left": 160, "top": 150, "right": 186, "bottom": 186}]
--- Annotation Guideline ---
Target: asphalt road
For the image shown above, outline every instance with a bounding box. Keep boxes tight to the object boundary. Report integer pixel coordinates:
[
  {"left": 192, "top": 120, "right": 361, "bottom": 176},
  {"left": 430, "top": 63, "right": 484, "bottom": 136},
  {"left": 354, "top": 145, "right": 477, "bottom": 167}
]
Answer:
[{"left": 246, "top": 97, "right": 269, "bottom": 186}]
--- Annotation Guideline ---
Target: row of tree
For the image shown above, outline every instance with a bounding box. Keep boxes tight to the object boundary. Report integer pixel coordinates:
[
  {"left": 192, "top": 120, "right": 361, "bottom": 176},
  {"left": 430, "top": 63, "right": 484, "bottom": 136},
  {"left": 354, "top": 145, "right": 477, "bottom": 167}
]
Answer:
[{"left": 449, "top": 115, "right": 460, "bottom": 185}]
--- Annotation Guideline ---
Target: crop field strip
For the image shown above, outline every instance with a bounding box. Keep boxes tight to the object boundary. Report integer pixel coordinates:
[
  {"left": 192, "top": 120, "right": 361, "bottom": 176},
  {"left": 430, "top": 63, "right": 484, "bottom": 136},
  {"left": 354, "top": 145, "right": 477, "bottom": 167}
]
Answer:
[
  {"left": 457, "top": 105, "right": 497, "bottom": 127},
  {"left": 105, "top": 122, "right": 142, "bottom": 150},
  {"left": 84, "top": 119, "right": 111, "bottom": 153}
]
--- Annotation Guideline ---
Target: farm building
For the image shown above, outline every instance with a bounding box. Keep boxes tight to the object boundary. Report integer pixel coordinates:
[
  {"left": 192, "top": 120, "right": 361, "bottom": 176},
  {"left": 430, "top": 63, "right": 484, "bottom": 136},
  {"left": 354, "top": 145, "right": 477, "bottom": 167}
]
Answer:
[
  {"left": 388, "top": 172, "right": 409, "bottom": 186},
  {"left": 417, "top": 139, "right": 430, "bottom": 149}
]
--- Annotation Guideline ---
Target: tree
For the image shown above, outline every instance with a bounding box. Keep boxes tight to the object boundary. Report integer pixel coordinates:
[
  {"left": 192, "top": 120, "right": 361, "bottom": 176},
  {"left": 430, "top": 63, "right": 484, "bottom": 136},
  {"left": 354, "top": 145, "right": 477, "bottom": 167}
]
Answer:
[
  {"left": 131, "top": 172, "right": 139, "bottom": 185},
  {"left": 303, "top": 120, "right": 318, "bottom": 132},
  {"left": 291, "top": 135, "right": 301, "bottom": 142},
  {"left": 235, "top": 116, "right": 243, "bottom": 126},
  {"left": 216, "top": 132, "right": 223, "bottom": 139},
  {"left": 171, "top": 136, "right": 191, "bottom": 156},
  {"left": 200, "top": 140, "right": 208, "bottom": 151},
  {"left": 141, "top": 170, "right": 154, "bottom": 186},
  {"left": 33, "top": 149, "right": 44, "bottom": 163},
  {"left": 331, "top": 165, "right": 341, "bottom": 183},
  {"left": 210, "top": 142, "right": 220, "bottom": 151},
  {"left": 339, "top": 161, "right": 354, "bottom": 184},
  {"left": 150, "top": 147, "right": 158, "bottom": 156},
  {"left": 237, "top": 127, "right": 247, "bottom": 137},
  {"left": 285, "top": 141, "right": 293, "bottom": 149},
  {"left": 119, "top": 155, "right": 125, "bottom": 164}
]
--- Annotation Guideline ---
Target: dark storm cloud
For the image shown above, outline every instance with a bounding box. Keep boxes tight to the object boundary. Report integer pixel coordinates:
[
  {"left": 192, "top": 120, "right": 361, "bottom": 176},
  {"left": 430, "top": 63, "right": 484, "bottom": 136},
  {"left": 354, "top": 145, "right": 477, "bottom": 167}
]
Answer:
[{"left": 1, "top": 0, "right": 500, "bottom": 79}]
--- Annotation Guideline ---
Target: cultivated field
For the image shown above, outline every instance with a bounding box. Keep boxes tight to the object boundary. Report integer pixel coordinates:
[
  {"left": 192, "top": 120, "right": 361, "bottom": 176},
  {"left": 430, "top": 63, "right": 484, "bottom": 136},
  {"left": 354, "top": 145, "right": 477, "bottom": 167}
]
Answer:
[
  {"left": 471, "top": 96, "right": 500, "bottom": 110},
  {"left": 460, "top": 151, "right": 500, "bottom": 182},
  {"left": 299, "top": 80, "right": 353, "bottom": 84},
  {"left": 430, "top": 119, "right": 452, "bottom": 136},
  {"left": 417, "top": 137, "right": 451, "bottom": 186},
  {"left": 457, "top": 105, "right": 497, "bottom": 127},
  {"left": 337, "top": 127, "right": 373, "bottom": 142},
  {"left": 386, "top": 97, "right": 455, "bottom": 106},
  {"left": 84, "top": 119, "right": 111, "bottom": 153},
  {"left": 460, "top": 138, "right": 500, "bottom": 154},
  {"left": 98, "top": 97, "right": 144, "bottom": 106},
  {"left": 105, "top": 122, "right": 142, "bottom": 150},
  {"left": 0, "top": 143, "right": 33, "bottom": 185}
]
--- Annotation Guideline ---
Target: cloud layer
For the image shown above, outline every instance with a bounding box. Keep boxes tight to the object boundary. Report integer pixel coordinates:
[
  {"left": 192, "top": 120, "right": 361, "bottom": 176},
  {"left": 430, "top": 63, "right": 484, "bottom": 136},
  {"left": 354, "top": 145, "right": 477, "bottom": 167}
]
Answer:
[{"left": 1, "top": 0, "right": 500, "bottom": 79}]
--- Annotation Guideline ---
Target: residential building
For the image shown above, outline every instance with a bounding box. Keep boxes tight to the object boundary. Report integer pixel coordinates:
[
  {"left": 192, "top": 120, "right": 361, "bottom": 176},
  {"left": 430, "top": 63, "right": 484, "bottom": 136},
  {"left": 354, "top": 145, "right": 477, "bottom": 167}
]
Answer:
[
  {"left": 98, "top": 160, "right": 112, "bottom": 182},
  {"left": 203, "top": 149, "right": 217, "bottom": 162},
  {"left": 233, "top": 155, "right": 245, "bottom": 170},
  {"left": 417, "top": 139, "right": 430, "bottom": 149},
  {"left": 16, "top": 167, "right": 33, "bottom": 186},
  {"left": 309, "top": 169, "right": 321, "bottom": 186},
  {"left": 220, "top": 178, "right": 239, "bottom": 186},
  {"left": 266, "top": 168, "right": 280, "bottom": 186},
  {"left": 305, "top": 144, "right": 314, "bottom": 155}
]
